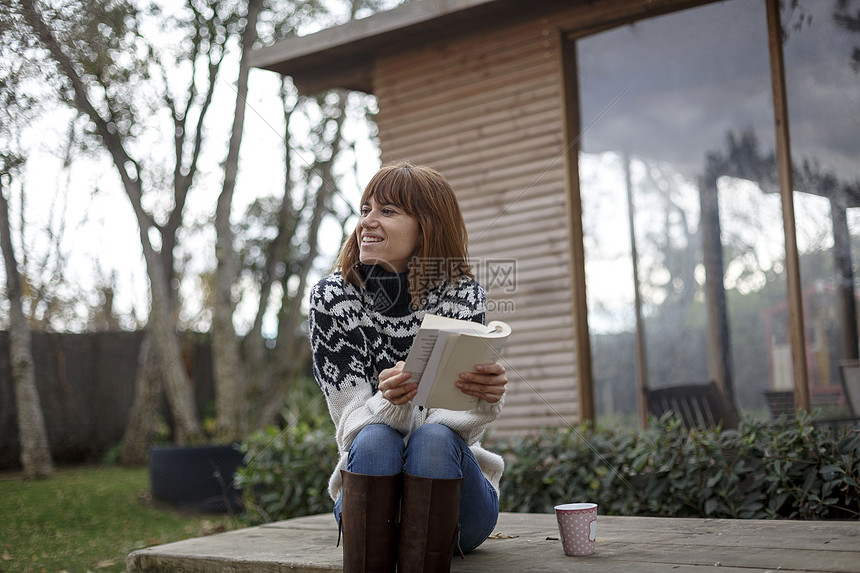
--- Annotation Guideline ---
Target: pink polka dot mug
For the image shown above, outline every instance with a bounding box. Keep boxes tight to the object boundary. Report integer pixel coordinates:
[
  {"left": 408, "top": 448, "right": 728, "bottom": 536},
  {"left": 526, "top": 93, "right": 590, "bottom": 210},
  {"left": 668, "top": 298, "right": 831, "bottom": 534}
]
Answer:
[{"left": 554, "top": 502, "right": 598, "bottom": 556}]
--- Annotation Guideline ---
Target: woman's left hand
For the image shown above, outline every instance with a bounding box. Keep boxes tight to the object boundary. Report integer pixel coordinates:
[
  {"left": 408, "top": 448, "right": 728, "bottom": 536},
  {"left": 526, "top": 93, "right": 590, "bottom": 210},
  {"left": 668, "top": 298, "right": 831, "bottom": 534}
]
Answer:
[{"left": 455, "top": 363, "right": 508, "bottom": 403}]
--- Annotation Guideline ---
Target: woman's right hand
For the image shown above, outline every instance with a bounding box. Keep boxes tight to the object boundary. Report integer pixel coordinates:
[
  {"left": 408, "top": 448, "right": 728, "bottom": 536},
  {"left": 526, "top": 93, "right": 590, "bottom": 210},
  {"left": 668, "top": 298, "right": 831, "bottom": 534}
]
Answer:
[{"left": 378, "top": 361, "right": 417, "bottom": 405}]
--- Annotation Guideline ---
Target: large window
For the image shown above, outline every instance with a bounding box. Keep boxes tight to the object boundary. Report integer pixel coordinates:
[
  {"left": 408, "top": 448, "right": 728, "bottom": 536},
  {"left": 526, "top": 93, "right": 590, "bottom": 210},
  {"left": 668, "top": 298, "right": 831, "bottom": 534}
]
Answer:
[
  {"left": 574, "top": 0, "right": 787, "bottom": 419},
  {"left": 782, "top": 0, "right": 860, "bottom": 396}
]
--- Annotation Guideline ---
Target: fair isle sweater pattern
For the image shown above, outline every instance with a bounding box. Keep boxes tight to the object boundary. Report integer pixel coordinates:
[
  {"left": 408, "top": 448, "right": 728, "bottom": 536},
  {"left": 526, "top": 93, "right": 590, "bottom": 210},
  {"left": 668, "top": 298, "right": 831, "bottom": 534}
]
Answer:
[{"left": 308, "top": 267, "right": 506, "bottom": 502}]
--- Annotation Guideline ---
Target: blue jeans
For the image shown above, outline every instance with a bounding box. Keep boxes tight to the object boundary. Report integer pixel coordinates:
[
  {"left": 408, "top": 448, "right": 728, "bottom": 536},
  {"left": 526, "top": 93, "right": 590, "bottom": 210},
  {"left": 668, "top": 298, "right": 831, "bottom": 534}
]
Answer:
[{"left": 333, "top": 423, "right": 499, "bottom": 553}]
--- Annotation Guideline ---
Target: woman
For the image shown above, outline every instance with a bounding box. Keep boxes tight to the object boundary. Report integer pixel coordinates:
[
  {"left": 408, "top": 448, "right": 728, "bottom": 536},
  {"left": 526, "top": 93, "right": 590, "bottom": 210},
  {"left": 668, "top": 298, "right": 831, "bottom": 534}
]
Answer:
[{"left": 308, "top": 162, "right": 508, "bottom": 573}]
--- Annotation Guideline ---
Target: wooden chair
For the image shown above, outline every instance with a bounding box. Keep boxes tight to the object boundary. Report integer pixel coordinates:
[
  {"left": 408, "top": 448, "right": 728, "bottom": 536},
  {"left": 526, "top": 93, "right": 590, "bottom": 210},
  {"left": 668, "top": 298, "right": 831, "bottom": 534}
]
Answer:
[
  {"left": 645, "top": 380, "right": 740, "bottom": 430},
  {"left": 765, "top": 386, "right": 850, "bottom": 418},
  {"left": 764, "top": 390, "right": 795, "bottom": 418},
  {"left": 762, "top": 370, "right": 860, "bottom": 433}
]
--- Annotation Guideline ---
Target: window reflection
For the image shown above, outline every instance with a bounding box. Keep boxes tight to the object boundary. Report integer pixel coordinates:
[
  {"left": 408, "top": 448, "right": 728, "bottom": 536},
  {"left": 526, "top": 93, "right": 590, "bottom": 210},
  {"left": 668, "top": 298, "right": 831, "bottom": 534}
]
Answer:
[
  {"left": 576, "top": 0, "right": 782, "bottom": 421},
  {"left": 783, "top": 0, "right": 860, "bottom": 405}
]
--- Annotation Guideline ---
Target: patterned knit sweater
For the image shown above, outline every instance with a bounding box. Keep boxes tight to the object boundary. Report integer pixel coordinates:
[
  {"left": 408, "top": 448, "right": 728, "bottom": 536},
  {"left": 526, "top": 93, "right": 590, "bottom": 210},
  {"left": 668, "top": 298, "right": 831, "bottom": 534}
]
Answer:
[{"left": 308, "top": 264, "right": 505, "bottom": 502}]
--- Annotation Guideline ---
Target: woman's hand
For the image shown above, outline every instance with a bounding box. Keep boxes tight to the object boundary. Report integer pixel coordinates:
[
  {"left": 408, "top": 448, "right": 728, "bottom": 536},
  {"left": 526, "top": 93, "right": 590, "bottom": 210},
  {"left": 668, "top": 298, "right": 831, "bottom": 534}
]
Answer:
[
  {"left": 456, "top": 363, "right": 508, "bottom": 403},
  {"left": 378, "top": 361, "right": 417, "bottom": 405}
]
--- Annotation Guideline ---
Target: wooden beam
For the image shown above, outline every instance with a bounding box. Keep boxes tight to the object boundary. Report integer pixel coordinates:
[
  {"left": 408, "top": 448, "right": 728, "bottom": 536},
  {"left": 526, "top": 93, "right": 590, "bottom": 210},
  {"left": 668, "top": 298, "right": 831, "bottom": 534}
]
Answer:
[
  {"left": 766, "top": 0, "right": 809, "bottom": 412},
  {"left": 699, "top": 169, "right": 734, "bottom": 405},
  {"left": 558, "top": 33, "right": 595, "bottom": 424},
  {"left": 250, "top": 0, "right": 502, "bottom": 70},
  {"left": 560, "top": 0, "right": 717, "bottom": 39},
  {"left": 831, "top": 198, "right": 859, "bottom": 360},
  {"left": 254, "top": 0, "right": 721, "bottom": 95},
  {"left": 624, "top": 153, "right": 650, "bottom": 428},
  {"left": 249, "top": 0, "right": 575, "bottom": 94}
]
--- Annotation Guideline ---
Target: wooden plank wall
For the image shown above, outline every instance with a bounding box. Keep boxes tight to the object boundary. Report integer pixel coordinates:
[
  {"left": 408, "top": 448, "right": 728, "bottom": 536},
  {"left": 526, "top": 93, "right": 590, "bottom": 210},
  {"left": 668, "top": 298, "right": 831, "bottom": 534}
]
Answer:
[{"left": 373, "top": 15, "right": 579, "bottom": 439}]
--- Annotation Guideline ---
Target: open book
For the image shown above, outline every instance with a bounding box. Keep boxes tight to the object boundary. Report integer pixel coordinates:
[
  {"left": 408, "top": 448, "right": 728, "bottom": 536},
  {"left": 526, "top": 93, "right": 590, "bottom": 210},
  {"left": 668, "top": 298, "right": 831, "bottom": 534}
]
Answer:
[{"left": 403, "top": 313, "right": 512, "bottom": 411}]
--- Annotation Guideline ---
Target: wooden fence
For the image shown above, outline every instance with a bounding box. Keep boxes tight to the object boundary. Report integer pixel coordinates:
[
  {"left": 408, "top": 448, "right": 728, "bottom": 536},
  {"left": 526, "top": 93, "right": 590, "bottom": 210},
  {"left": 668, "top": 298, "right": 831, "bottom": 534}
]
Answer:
[{"left": 0, "top": 330, "right": 213, "bottom": 469}]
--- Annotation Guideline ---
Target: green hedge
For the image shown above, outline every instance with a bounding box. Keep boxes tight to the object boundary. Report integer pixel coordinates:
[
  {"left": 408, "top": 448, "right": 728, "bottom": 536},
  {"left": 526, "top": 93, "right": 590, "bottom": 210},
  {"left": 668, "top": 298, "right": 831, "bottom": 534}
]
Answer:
[
  {"left": 497, "top": 414, "right": 860, "bottom": 520},
  {"left": 234, "top": 419, "right": 338, "bottom": 525},
  {"left": 235, "top": 413, "right": 859, "bottom": 524}
]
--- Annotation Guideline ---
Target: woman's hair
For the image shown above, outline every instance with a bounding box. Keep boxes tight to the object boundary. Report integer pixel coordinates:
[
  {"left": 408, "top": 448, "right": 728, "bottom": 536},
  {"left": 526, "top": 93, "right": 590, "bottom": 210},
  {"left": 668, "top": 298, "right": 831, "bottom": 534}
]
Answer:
[{"left": 334, "top": 162, "right": 473, "bottom": 304}]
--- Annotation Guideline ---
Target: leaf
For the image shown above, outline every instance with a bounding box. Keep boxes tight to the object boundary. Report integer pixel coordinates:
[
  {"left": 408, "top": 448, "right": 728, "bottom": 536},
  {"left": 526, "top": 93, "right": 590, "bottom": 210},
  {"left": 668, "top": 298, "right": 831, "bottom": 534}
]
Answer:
[
  {"left": 768, "top": 492, "right": 788, "bottom": 511},
  {"left": 819, "top": 464, "right": 844, "bottom": 476},
  {"left": 704, "top": 498, "right": 718, "bottom": 515}
]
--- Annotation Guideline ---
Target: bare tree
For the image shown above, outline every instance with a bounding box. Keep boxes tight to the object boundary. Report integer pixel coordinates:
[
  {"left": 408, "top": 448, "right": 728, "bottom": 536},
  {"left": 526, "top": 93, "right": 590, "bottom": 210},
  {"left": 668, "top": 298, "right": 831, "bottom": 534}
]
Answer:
[
  {"left": 19, "top": 0, "right": 204, "bottom": 444},
  {"left": 205, "top": 0, "right": 352, "bottom": 438},
  {"left": 1, "top": 3, "right": 54, "bottom": 477},
  {"left": 0, "top": 165, "right": 54, "bottom": 478},
  {"left": 116, "top": 0, "right": 252, "bottom": 459},
  {"left": 213, "top": 0, "right": 376, "bottom": 434},
  {"left": 9, "top": 0, "right": 382, "bottom": 463},
  {"left": 262, "top": 91, "right": 351, "bottom": 426},
  {"left": 211, "top": 0, "right": 261, "bottom": 441}
]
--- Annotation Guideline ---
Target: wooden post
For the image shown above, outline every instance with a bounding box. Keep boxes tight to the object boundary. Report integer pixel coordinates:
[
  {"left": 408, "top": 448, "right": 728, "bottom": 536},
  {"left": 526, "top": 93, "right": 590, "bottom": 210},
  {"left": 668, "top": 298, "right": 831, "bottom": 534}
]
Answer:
[
  {"left": 624, "top": 153, "right": 650, "bottom": 427},
  {"left": 698, "top": 169, "right": 735, "bottom": 404},
  {"left": 766, "top": 0, "right": 809, "bottom": 412},
  {"left": 559, "top": 34, "right": 595, "bottom": 424},
  {"left": 831, "top": 197, "right": 859, "bottom": 360}
]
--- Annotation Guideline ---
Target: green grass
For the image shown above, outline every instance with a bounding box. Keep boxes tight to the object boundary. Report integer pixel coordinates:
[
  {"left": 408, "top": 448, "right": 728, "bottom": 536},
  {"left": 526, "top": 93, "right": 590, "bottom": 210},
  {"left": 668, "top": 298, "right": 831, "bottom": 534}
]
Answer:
[{"left": 0, "top": 465, "right": 243, "bottom": 573}]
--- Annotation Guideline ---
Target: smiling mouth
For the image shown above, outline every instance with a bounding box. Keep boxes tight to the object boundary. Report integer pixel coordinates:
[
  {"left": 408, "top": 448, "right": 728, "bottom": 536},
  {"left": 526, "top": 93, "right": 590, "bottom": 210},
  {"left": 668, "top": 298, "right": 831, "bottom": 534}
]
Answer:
[{"left": 362, "top": 236, "right": 383, "bottom": 244}]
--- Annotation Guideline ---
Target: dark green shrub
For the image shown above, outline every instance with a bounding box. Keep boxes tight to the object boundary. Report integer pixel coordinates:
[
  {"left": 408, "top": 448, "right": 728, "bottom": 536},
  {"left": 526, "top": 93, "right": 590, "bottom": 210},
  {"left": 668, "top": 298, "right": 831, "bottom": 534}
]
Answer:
[
  {"left": 234, "top": 417, "right": 338, "bottom": 525},
  {"left": 497, "top": 413, "right": 860, "bottom": 520},
  {"left": 236, "top": 413, "right": 859, "bottom": 524}
]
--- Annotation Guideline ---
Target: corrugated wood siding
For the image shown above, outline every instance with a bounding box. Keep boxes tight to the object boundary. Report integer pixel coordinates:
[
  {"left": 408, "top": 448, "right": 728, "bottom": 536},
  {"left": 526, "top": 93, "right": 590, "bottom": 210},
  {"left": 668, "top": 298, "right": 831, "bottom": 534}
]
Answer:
[{"left": 374, "top": 15, "right": 579, "bottom": 439}]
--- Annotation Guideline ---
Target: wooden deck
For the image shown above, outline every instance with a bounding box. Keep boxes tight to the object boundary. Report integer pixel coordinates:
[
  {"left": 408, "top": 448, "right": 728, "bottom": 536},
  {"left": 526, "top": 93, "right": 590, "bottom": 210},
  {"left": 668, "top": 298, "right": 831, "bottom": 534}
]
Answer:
[{"left": 127, "top": 511, "right": 860, "bottom": 572}]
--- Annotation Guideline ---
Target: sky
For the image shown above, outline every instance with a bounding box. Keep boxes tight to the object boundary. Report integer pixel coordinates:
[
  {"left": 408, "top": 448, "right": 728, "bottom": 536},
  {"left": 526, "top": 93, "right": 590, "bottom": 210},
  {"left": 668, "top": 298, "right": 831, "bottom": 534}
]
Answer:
[{"left": 579, "top": 0, "right": 860, "bottom": 183}]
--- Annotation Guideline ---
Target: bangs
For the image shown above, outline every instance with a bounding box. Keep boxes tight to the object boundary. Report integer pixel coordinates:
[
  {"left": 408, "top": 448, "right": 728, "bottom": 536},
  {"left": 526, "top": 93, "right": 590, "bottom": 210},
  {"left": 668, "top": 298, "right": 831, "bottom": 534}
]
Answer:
[{"left": 360, "top": 167, "right": 421, "bottom": 215}]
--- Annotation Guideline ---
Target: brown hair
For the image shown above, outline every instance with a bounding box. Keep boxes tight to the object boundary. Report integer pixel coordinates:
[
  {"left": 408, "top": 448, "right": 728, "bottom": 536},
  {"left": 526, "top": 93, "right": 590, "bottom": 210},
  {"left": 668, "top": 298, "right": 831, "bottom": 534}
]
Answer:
[{"left": 334, "top": 162, "right": 473, "bottom": 304}]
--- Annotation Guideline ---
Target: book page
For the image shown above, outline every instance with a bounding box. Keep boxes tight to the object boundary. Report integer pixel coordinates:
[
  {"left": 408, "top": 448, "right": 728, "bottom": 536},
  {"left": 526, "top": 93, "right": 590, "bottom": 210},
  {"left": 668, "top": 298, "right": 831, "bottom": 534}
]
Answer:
[
  {"left": 418, "top": 313, "right": 496, "bottom": 335},
  {"left": 403, "top": 314, "right": 495, "bottom": 383},
  {"left": 402, "top": 327, "right": 442, "bottom": 385},
  {"left": 420, "top": 333, "right": 506, "bottom": 410},
  {"left": 410, "top": 331, "right": 454, "bottom": 406},
  {"left": 403, "top": 313, "right": 511, "bottom": 411}
]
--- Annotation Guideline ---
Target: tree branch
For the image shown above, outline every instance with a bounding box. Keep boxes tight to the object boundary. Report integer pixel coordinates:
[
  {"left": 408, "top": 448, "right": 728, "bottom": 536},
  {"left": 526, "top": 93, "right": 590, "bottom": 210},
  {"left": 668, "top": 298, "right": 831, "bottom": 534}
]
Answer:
[{"left": 19, "top": 0, "right": 155, "bottom": 233}]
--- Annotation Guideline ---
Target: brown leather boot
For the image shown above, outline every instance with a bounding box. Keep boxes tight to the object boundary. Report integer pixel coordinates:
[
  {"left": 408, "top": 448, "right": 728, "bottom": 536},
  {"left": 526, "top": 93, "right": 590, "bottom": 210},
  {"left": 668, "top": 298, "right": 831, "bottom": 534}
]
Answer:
[
  {"left": 396, "top": 473, "right": 464, "bottom": 573},
  {"left": 338, "top": 470, "right": 401, "bottom": 573}
]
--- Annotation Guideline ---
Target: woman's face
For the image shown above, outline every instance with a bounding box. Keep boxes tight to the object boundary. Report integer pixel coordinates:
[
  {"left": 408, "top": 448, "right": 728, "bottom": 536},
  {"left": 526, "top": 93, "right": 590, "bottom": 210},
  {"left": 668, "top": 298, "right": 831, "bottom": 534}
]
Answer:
[{"left": 358, "top": 196, "right": 421, "bottom": 273}]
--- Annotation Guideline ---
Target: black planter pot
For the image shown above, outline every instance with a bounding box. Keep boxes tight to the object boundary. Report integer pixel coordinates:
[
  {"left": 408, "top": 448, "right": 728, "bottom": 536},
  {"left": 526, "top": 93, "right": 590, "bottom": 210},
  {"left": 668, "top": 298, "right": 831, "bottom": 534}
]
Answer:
[{"left": 149, "top": 443, "right": 246, "bottom": 513}]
